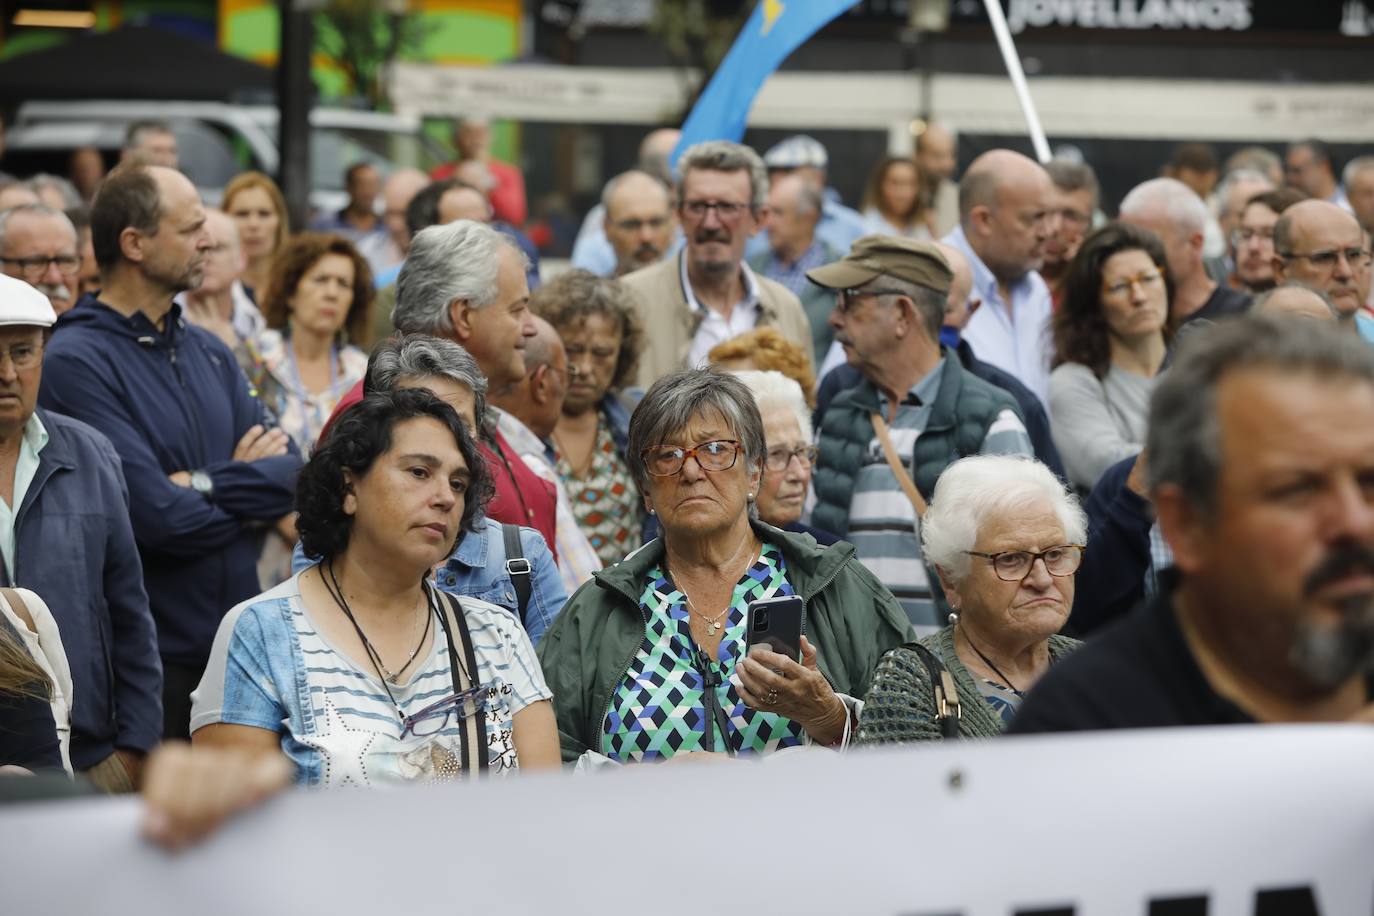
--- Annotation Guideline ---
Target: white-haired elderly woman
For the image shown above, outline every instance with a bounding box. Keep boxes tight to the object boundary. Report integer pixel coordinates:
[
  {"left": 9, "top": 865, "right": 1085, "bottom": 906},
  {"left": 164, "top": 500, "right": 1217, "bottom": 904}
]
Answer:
[
  {"left": 731, "top": 369, "right": 839, "bottom": 546},
  {"left": 858, "top": 455, "right": 1084, "bottom": 742},
  {"left": 538, "top": 368, "right": 914, "bottom": 764}
]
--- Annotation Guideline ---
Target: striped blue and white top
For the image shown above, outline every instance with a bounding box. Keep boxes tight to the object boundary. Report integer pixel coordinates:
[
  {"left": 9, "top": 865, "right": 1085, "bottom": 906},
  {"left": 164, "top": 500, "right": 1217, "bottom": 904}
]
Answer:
[
  {"left": 191, "top": 571, "right": 552, "bottom": 787},
  {"left": 845, "top": 359, "right": 1034, "bottom": 634}
]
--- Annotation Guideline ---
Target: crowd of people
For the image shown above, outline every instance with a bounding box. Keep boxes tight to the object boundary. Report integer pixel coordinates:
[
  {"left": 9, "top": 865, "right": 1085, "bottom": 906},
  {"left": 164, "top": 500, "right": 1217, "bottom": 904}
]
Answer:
[{"left": 1, "top": 115, "right": 1373, "bottom": 850}]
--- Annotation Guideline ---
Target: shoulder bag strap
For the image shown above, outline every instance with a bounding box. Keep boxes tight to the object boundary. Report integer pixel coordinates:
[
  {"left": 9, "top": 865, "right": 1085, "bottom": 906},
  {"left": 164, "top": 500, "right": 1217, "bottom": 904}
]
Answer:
[
  {"left": 501, "top": 523, "right": 533, "bottom": 626},
  {"left": 434, "top": 588, "right": 489, "bottom": 775},
  {"left": 907, "top": 642, "right": 961, "bottom": 739},
  {"left": 870, "top": 411, "right": 928, "bottom": 519}
]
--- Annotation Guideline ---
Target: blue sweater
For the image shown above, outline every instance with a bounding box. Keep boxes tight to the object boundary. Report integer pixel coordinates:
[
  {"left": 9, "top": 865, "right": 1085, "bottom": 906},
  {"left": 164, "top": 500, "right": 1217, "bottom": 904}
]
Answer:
[{"left": 39, "top": 296, "right": 302, "bottom": 667}]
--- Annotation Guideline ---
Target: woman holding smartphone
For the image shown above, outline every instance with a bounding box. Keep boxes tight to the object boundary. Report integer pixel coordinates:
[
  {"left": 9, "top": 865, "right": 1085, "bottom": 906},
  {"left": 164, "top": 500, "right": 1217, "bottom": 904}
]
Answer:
[
  {"left": 537, "top": 369, "right": 913, "bottom": 765},
  {"left": 190, "top": 388, "right": 561, "bottom": 785}
]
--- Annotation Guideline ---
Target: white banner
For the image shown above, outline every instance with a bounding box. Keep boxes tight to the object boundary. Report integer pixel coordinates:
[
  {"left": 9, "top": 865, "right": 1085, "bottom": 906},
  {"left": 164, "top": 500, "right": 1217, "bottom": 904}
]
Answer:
[{"left": 4, "top": 725, "right": 1373, "bottom": 915}]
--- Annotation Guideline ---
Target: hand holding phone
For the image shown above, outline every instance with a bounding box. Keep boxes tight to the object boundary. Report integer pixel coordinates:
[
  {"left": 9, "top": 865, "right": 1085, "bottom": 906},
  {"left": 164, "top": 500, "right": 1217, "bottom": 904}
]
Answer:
[{"left": 744, "top": 595, "right": 804, "bottom": 663}]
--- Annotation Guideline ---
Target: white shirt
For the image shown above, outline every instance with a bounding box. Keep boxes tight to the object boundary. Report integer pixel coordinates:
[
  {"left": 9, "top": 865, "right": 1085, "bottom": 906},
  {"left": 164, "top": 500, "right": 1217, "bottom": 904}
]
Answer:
[
  {"left": 682, "top": 254, "right": 763, "bottom": 369},
  {"left": 942, "top": 226, "right": 1054, "bottom": 408}
]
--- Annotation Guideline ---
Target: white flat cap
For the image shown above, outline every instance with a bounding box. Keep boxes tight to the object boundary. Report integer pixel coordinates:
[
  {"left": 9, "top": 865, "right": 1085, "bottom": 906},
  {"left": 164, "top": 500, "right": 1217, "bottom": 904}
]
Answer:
[{"left": 0, "top": 274, "right": 58, "bottom": 328}]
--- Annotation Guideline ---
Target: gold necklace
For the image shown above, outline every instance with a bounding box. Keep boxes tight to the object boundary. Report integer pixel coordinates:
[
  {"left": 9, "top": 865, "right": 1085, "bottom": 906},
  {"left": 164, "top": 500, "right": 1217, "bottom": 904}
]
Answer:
[{"left": 682, "top": 592, "right": 729, "bottom": 635}]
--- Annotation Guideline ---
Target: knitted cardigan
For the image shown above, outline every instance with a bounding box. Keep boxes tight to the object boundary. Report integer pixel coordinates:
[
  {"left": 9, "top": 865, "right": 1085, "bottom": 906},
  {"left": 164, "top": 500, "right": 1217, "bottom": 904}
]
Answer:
[{"left": 856, "top": 625, "right": 1081, "bottom": 742}]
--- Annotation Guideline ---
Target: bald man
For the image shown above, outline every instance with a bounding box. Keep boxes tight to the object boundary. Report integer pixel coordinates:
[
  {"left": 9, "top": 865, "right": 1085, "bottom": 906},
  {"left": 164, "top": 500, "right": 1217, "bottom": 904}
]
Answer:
[
  {"left": 489, "top": 315, "right": 602, "bottom": 593},
  {"left": 602, "top": 170, "right": 675, "bottom": 277},
  {"left": 571, "top": 128, "right": 684, "bottom": 276},
  {"left": 377, "top": 167, "right": 428, "bottom": 271},
  {"left": 1253, "top": 284, "right": 1338, "bottom": 322},
  {"left": 941, "top": 149, "right": 1055, "bottom": 405},
  {"left": 1272, "top": 200, "right": 1369, "bottom": 328}
]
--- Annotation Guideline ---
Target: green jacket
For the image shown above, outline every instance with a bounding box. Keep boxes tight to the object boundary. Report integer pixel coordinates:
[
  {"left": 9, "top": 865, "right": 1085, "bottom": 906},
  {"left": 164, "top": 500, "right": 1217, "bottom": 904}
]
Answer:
[
  {"left": 536, "top": 520, "right": 916, "bottom": 763},
  {"left": 857, "top": 625, "right": 1080, "bottom": 743},
  {"left": 812, "top": 353, "right": 1022, "bottom": 537}
]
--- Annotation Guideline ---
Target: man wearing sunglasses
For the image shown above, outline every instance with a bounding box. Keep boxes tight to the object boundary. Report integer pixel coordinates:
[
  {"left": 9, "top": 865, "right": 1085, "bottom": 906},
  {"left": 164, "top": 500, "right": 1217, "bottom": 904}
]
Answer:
[
  {"left": 0, "top": 205, "right": 79, "bottom": 316},
  {"left": 1272, "top": 199, "right": 1371, "bottom": 330},
  {"left": 621, "top": 140, "right": 811, "bottom": 389}
]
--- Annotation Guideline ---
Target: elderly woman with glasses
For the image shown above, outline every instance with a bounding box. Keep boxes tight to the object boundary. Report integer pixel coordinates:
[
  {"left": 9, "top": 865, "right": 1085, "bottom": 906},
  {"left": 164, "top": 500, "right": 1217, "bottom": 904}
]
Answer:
[
  {"left": 537, "top": 368, "right": 913, "bottom": 765},
  {"left": 731, "top": 370, "right": 837, "bottom": 545},
  {"left": 858, "top": 455, "right": 1084, "bottom": 743},
  {"left": 192, "top": 388, "right": 561, "bottom": 785}
]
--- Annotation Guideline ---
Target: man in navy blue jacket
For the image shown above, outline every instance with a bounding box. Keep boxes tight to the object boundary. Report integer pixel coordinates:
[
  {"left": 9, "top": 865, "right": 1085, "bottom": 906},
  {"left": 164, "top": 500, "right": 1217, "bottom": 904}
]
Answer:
[
  {"left": 39, "top": 163, "right": 301, "bottom": 740},
  {"left": 0, "top": 273, "right": 162, "bottom": 789}
]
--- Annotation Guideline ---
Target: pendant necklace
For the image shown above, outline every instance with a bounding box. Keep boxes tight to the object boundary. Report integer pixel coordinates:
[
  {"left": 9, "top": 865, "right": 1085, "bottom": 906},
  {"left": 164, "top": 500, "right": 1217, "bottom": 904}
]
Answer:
[
  {"left": 323, "top": 560, "right": 433, "bottom": 686},
  {"left": 959, "top": 625, "right": 1023, "bottom": 694}
]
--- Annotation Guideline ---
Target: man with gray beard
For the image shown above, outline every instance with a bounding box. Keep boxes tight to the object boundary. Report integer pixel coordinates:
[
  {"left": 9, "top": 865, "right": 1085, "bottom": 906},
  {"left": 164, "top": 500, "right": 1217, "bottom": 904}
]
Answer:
[
  {"left": 1011, "top": 315, "right": 1374, "bottom": 732},
  {"left": 0, "top": 205, "right": 78, "bottom": 315}
]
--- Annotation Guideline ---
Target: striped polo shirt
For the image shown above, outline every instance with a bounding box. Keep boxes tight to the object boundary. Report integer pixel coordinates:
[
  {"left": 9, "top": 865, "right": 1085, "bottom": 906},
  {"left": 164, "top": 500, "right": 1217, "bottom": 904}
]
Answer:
[{"left": 845, "top": 358, "right": 1033, "bottom": 633}]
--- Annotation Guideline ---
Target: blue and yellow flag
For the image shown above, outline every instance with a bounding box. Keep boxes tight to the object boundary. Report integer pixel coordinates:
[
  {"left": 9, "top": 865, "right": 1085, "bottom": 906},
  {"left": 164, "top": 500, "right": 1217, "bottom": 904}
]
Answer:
[{"left": 673, "top": 0, "right": 855, "bottom": 161}]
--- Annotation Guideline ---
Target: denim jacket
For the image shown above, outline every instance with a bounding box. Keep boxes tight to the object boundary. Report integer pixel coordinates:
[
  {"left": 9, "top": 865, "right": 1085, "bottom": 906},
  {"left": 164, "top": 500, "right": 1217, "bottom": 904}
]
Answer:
[{"left": 290, "top": 517, "right": 566, "bottom": 645}]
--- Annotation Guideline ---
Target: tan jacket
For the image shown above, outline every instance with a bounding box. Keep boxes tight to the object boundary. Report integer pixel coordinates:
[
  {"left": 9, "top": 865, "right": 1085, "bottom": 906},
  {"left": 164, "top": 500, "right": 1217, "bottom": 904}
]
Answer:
[{"left": 620, "top": 251, "right": 813, "bottom": 389}]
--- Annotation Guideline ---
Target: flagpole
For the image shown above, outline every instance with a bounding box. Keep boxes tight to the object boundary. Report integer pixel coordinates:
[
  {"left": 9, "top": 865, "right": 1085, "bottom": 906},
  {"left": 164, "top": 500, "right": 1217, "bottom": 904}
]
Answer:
[{"left": 982, "top": 0, "right": 1051, "bottom": 163}]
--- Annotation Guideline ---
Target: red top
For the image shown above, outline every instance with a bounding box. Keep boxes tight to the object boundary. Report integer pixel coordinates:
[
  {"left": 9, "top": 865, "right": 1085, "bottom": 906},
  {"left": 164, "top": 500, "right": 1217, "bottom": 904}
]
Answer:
[
  {"left": 429, "top": 158, "right": 528, "bottom": 227},
  {"left": 320, "top": 380, "right": 558, "bottom": 562}
]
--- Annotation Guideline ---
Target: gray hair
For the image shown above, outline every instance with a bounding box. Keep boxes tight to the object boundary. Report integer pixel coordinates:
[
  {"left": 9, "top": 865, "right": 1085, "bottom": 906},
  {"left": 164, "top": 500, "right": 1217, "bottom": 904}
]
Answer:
[
  {"left": 921, "top": 455, "right": 1087, "bottom": 584},
  {"left": 1343, "top": 155, "right": 1374, "bottom": 191},
  {"left": 1119, "top": 177, "right": 1209, "bottom": 235},
  {"left": 392, "top": 220, "right": 524, "bottom": 336},
  {"left": 363, "top": 334, "right": 489, "bottom": 430},
  {"left": 124, "top": 119, "right": 173, "bottom": 152},
  {"left": 1215, "top": 168, "right": 1272, "bottom": 217},
  {"left": 1045, "top": 158, "right": 1100, "bottom": 209},
  {"left": 1252, "top": 281, "right": 1339, "bottom": 319},
  {"left": 730, "top": 370, "right": 812, "bottom": 442},
  {"left": 677, "top": 141, "right": 769, "bottom": 212},
  {"left": 24, "top": 173, "right": 82, "bottom": 211},
  {"left": 627, "top": 368, "right": 767, "bottom": 496},
  {"left": 1224, "top": 146, "right": 1282, "bottom": 181},
  {"left": 876, "top": 274, "right": 945, "bottom": 342},
  {"left": 0, "top": 204, "right": 78, "bottom": 253},
  {"left": 1147, "top": 314, "right": 1374, "bottom": 516}
]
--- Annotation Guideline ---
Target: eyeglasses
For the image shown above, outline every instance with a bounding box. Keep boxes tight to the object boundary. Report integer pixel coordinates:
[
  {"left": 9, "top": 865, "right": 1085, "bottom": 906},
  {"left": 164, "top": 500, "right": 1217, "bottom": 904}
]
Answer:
[
  {"left": 965, "top": 545, "right": 1084, "bottom": 582},
  {"left": 1278, "top": 248, "right": 1372, "bottom": 270},
  {"left": 764, "top": 444, "right": 818, "bottom": 472},
  {"left": 611, "top": 216, "right": 671, "bottom": 232},
  {"left": 1, "top": 255, "right": 80, "bottom": 280},
  {"left": 641, "top": 439, "right": 741, "bottom": 477},
  {"left": 0, "top": 343, "right": 43, "bottom": 372},
  {"left": 680, "top": 200, "right": 750, "bottom": 222},
  {"left": 1231, "top": 228, "right": 1275, "bottom": 246},
  {"left": 836, "top": 287, "right": 908, "bottom": 313},
  {"left": 399, "top": 683, "right": 490, "bottom": 739},
  {"left": 1101, "top": 271, "right": 1164, "bottom": 298}
]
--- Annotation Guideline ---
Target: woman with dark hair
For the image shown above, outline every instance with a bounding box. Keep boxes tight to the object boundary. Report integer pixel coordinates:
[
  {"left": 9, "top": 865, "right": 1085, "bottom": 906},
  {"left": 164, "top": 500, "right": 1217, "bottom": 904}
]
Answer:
[
  {"left": 191, "top": 388, "right": 561, "bottom": 785},
  {"left": 252, "top": 232, "right": 374, "bottom": 455},
  {"left": 538, "top": 368, "right": 913, "bottom": 766},
  {"left": 1049, "top": 222, "right": 1173, "bottom": 491},
  {"left": 531, "top": 269, "right": 647, "bottom": 567},
  {"left": 861, "top": 156, "right": 930, "bottom": 240}
]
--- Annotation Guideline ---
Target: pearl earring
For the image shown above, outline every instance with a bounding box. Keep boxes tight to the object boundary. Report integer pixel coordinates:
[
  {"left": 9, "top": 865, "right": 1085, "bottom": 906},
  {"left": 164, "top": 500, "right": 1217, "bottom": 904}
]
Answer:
[{"left": 947, "top": 612, "right": 959, "bottom": 626}]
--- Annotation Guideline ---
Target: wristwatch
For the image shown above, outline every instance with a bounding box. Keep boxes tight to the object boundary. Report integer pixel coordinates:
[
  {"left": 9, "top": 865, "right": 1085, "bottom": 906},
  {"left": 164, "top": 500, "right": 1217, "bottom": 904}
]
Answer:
[{"left": 189, "top": 470, "right": 214, "bottom": 497}]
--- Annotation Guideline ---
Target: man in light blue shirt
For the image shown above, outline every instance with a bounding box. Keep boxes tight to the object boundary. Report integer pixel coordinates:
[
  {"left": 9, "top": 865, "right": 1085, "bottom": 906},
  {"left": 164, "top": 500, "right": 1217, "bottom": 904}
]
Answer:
[
  {"left": 941, "top": 149, "right": 1055, "bottom": 407},
  {"left": 745, "top": 135, "right": 867, "bottom": 262}
]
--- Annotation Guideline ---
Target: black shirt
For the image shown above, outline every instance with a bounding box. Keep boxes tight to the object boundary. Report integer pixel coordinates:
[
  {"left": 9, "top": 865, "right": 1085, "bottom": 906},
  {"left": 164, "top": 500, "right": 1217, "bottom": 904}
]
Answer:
[
  {"left": 1185, "top": 283, "right": 1252, "bottom": 325},
  {"left": 1011, "top": 576, "right": 1374, "bottom": 733},
  {"left": 1008, "top": 576, "right": 1259, "bottom": 733}
]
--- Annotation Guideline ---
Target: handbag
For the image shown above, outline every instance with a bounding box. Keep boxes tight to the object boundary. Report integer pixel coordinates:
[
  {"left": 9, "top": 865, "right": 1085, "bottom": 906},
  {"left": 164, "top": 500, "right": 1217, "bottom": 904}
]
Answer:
[{"left": 906, "top": 642, "right": 961, "bottom": 739}]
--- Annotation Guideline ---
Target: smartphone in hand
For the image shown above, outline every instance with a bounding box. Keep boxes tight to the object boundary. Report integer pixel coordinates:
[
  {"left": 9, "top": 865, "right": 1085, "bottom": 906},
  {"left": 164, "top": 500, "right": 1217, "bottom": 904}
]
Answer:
[{"left": 744, "top": 595, "right": 804, "bottom": 663}]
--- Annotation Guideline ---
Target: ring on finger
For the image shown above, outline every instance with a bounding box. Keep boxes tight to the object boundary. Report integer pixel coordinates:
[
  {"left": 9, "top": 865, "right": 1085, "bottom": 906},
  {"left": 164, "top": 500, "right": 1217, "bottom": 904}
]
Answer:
[{"left": 763, "top": 689, "right": 778, "bottom": 705}]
